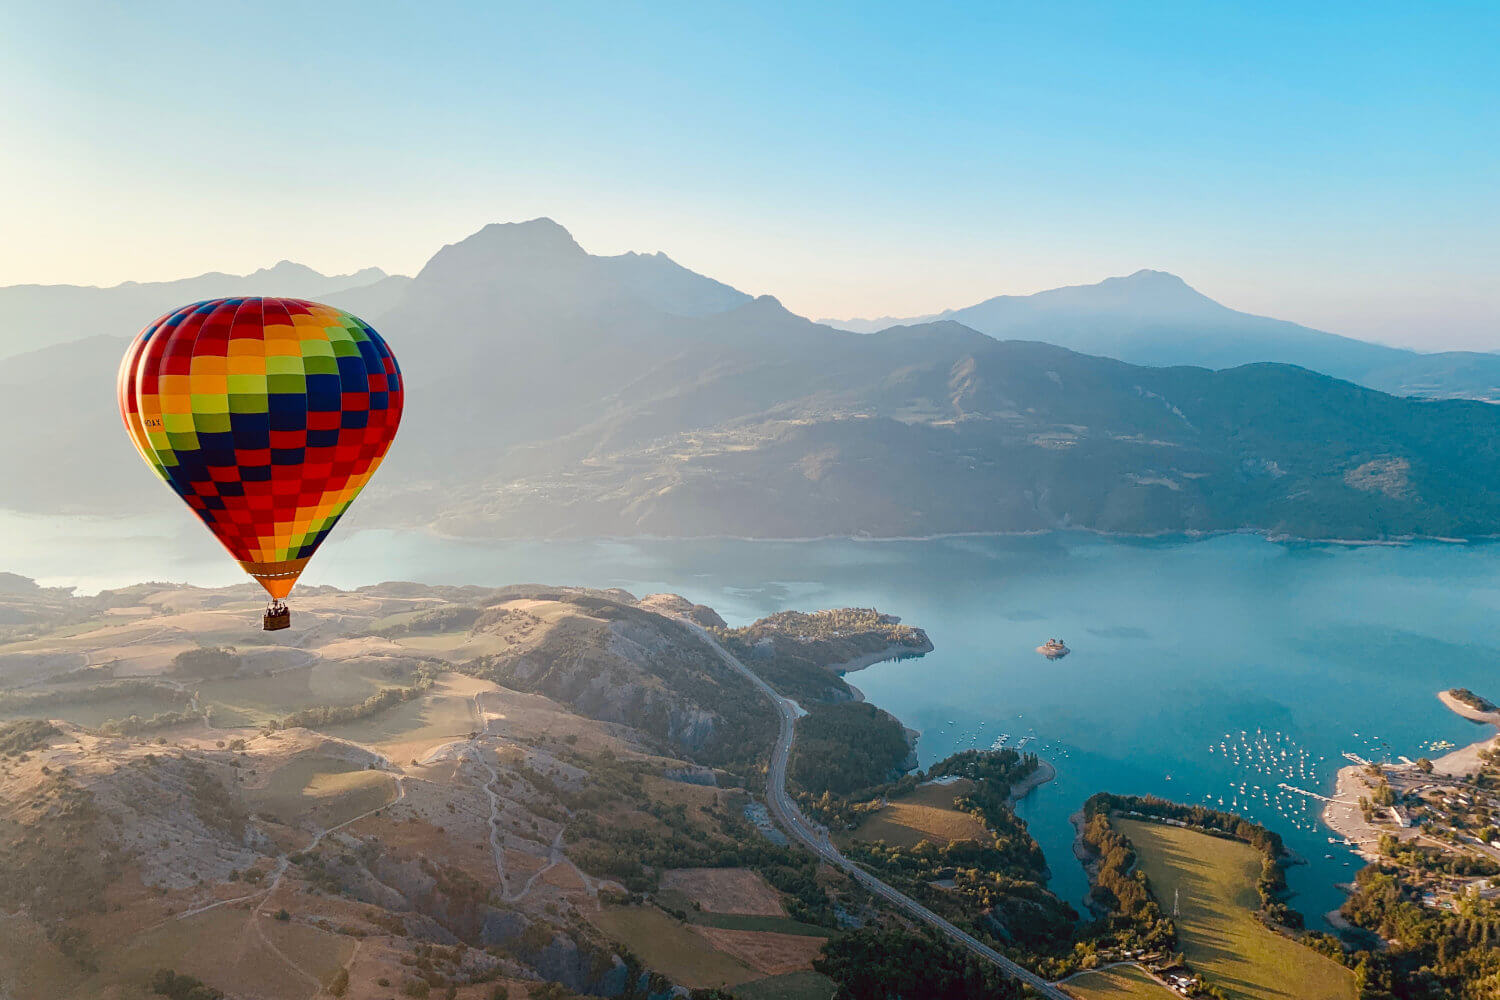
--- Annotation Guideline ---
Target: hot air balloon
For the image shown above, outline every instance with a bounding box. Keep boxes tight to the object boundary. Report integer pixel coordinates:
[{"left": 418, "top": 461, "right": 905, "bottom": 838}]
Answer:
[{"left": 118, "top": 298, "right": 403, "bottom": 630}]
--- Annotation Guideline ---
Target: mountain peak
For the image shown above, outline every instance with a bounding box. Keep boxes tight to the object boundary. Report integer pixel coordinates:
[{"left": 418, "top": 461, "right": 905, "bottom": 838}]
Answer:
[
  {"left": 252, "top": 260, "right": 323, "bottom": 280},
  {"left": 416, "top": 218, "right": 587, "bottom": 285},
  {"left": 998, "top": 268, "right": 1222, "bottom": 317},
  {"left": 470, "top": 218, "right": 585, "bottom": 257},
  {"left": 1118, "top": 268, "right": 1189, "bottom": 286}
]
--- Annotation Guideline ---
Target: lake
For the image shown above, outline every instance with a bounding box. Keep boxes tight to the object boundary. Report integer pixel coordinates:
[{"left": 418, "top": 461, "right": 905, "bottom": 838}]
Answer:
[{"left": 6, "top": 509, "right": 1499, "bottom": 925}]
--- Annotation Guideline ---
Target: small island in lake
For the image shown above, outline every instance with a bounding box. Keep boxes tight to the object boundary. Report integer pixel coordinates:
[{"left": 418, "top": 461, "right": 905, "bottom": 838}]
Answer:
[
  {"left": 1441, "top": 686, "right": 1500, "bottom": 723},
  {"left": 1037, "top": 637, "right": 1070, "bottom": 660}
]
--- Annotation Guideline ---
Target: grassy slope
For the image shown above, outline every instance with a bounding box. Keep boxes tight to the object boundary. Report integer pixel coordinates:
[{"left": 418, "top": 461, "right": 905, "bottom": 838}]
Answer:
[
  {"left": 249, "top": 755, "right": 397, "bottom": 828},
  {"left": 198, "top": 660, "right": 391, "bottom": 727},
  {"left": 319, "top": 673, "right": 486, "bottom": 760},
  {"left": 589, "top": 905, "right": 759, "bottom": 989},
  {"left": 0, "top": 691, "right": 183, "bottom": 728},
  {"left": 835, "top": 779, "right": 988, "bottom": 850},
  {"left": 732, "top": 970, "right": 838, "bottom": 1000},
  {"left": 1062, "top": 965, "right": 1178, "bottom": 999},
  {"left": 1114, "top": 818, "right": 1356, "bottom": 1000}
]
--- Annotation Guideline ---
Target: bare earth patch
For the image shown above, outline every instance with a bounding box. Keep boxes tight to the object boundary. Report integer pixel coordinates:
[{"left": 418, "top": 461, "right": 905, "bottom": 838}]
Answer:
[
  {"left": 661, "top": 867, "right": 786, "bottom": 916},
  {"left": 693, "top": 926, "right": 826, "bottom": 976}
]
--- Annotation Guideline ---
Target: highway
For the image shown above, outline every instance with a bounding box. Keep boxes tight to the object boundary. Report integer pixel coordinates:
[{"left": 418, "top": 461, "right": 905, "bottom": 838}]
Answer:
[{"left": 683, "top": 620, "right": 1076, "bottom": 1000}]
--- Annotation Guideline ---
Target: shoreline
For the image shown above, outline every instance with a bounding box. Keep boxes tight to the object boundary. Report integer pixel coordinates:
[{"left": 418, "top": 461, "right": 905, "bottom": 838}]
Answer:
[
  {"left": 1010, "top": 757, "right": 1056, "bottom": 803},
  {"left": 827, "top": 636, "right": 936, "bottom": 677},
  {"left": 1323, "top": 689, "right": 1500, "bottom": 866},
  {"left": 1320, "top": 766, "right": 1384, "bottom": 863},
  {"left": 1436, "top": 688, "right": 1500, "bottom": 727},
  {"left": 1428, "top": 691, "right": 1500, "bottom": 777}
]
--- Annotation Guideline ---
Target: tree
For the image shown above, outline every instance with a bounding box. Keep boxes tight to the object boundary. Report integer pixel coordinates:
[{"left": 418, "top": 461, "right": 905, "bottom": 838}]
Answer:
[{"left": 149, "top": 969, "right": 224, "bottom": 1000}]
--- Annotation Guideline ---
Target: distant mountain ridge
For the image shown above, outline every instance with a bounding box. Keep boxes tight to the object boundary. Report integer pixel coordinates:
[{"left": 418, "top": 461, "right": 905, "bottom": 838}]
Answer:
[
  {"left": 823, "top": 270, "right": 1500, "bottom": 401},
  {"left": 7, "top": 218, "right": 1500, "bottom": 542},
  {"left": 0, "top": 260, "right": 403, "bottom": 359}
]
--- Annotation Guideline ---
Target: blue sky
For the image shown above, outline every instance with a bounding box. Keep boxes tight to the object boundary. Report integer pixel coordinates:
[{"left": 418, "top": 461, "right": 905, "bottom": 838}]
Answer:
[{"left": 2, "top": 1, "right": 1495, "bottom": 347}]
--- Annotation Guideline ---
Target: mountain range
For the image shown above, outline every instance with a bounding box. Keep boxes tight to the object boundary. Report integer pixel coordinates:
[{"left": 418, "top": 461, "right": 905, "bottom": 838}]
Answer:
[
  {"left": 0, "top": 261, "right": 412, "bottom": 361},
  {"left": 824, "top": 271, "right": 1500, "bottom": 401},
  {"left": 6, "top": 219, "right": 1500, "bottom": 541}
]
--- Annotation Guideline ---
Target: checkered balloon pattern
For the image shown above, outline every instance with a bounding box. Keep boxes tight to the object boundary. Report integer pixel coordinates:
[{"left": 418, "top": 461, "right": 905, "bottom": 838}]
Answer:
[{"left": 118, "top": 298, "right": 403, "bottom": 599}]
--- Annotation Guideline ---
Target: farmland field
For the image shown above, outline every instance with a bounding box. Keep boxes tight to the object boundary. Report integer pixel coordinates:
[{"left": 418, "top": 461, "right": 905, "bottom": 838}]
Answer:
[
  {"left": 837, "top": 778, "right": 988, "bottom": 849},
  {"left": 589, "top": 905, "right": 759, "bottom": 989},
  {"left": 1114, "top": 818, "right": 1357, "bottom": 1000},
  {"left": 1061, "top": 965, "right": 1177, "bottom": 999},
  {"left": 661, "top": 867, "right": 785, "bottom": 916}
]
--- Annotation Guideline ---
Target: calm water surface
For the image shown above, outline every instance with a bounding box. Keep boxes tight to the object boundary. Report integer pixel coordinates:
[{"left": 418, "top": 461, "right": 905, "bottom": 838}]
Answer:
[{"left": 6, "top": 511, "right": 1499, "bottom": 925}]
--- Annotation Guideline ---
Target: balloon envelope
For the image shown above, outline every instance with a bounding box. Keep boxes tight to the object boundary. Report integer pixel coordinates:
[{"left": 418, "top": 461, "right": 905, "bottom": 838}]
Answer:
[{"left": 118, "top": 298, "right": 403, "bottom": 598}]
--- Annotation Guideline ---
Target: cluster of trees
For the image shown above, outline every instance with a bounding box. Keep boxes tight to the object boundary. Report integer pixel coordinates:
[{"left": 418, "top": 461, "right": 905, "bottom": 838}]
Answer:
[
  {"left": 837, "top": 749, "right": 1075, "bottom": 952},
  {"left": 1083, "top": 793, "right": 1286, "bottom": 859},
  {"left": 813, "top": 928, "right": 1026, "bottom": 999},
  {"left": 928, "top": 748, "right": 1037, "bottom": 792},
  {"left": 1375, "top": 834, "right": 1500, "bottom": 877},
  {"left": 713, "top": 607, "right": 930, "bottom": 705},
  {"left": 732, "top": 607, "right": 909, "bottom": 640},
  {"left": 372, "top": 605, "right": 482, "bottom": 637},
  {"left": 1339, "top": 865, "right": 1500, "bottom": 998},
  {"left": 710, "top": 632, "right": 856, "bottom": 704},
  {"left": 0, "top": 678, "right": 188, "bottom": 715},
  {"left": 1449, "top": 688, "right": 1497, "bottom": 713},
  {"left": 1076, "top": 811, "right": 1173, "bottom": 945},
  {"left": 271, "top": 680, "right": 431, "bottom": 730},
  {"left": 796, "top": 788, "right": 888, "bottom": 829},
  {"left": 169, "top": 646, "right": 240, "bottom": 678},
  {"left": 1082, "top": 793, "right": 1300, "bottom": 929},
  {"left": 0, "top": 718, "right": 58, "bottom": 756},
  {"left": 149, "top": 969, "right": 222, "bottom": 1000},
  {"left": 788, "top": 702, "right": 912, "bottom": 796},
  {"left": 99, "top": 709, "right": 200, "bottom": 736},
  {"left": 932, "top": 750, "right": 1041, "bottom": 836}
]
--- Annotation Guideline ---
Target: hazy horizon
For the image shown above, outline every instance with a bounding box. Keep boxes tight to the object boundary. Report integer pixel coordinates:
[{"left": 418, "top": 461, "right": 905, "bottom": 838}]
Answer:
[
  {"left": 0, "top": 217, "right": 1490, "bottom": 358},
  {"left": 4, "top": 2, "right": 1495, "bottom": 351}
]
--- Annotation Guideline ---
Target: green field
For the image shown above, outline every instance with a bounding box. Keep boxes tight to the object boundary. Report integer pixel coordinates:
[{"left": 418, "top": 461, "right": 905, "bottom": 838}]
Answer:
[
  {"left": 1114, "top": 818, "right": 1357, "bottom": 1000},
  {"left": 249, "top": 755, "right": 397, "bottom": 828},
  {"left": 591, "top": 905, "right": 759, "bottom": 989},
  {"left": 733, "top": 970, "right": 837, "bottom": 1000},
  {"left": 1062, "top": 965, "right": 1177, "bottom": 999}
]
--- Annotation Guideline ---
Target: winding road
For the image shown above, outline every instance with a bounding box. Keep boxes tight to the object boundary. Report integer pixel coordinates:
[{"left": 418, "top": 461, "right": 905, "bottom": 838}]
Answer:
[{"left": 681, "top": 620, "right": 1076, "bottom": 1000}]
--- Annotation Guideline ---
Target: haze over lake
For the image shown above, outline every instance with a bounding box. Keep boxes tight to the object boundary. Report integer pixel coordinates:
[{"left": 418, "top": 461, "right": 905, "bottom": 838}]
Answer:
[{"left": 6, "top": 514, "right": 1496, "bottom": 924}]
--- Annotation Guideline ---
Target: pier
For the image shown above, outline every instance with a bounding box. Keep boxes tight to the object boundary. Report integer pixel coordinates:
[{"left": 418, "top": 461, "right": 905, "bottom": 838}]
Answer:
[{"left": 1277, "top": 782, "right": 1353, "bottom": 805}]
